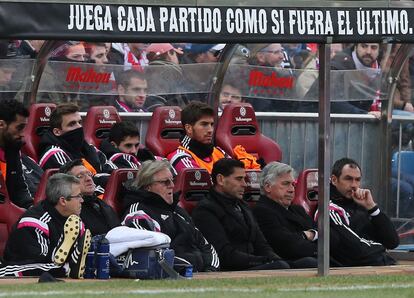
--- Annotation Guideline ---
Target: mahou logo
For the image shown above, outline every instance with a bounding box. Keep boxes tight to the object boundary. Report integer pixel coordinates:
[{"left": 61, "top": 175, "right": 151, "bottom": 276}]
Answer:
[{"left": 65, "top": 66, "right": 111, "bottom": 90}]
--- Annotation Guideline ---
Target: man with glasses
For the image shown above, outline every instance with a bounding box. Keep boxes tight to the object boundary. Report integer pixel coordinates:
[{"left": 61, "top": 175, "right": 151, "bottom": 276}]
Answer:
[
  {"left": 59, "top": 159, "right": 120, "bottom": 236},
  {"left": 100, "top": 121, "right": 155, "bottom": 170},
  {"left": 2, "top": 173, "right": 91, "bottom": 279},
  {"left": 121, "top": 160, "right": 219, "bottom": 273},
  {"left": 114, "top": 69, "right": 148, "bottom": 112}
]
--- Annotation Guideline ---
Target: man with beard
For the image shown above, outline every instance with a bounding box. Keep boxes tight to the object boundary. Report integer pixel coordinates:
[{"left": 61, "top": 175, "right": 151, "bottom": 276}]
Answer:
[
  {"left": 38, "top": 103, "right": 115, "bottom": 178},
  {"left": 300, "top": 43, "right": 382, "bottom": 117},
  {"left": 167, "top": 101, "right": 229, "bottom": 175},
  {"left": 0, "top": 99, "right": 33, "bottom": 208},
  {"left": 114, "top": 70, "right": 148, "bottom": 112}
]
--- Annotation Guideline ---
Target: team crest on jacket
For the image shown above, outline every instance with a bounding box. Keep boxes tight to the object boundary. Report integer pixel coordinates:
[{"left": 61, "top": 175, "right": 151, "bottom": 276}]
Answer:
[{"left": 161, "top": 214, "right": 169, "bottom": 220}]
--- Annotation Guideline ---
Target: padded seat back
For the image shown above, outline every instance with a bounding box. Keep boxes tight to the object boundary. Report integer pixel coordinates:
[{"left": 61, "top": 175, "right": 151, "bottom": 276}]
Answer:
[
  {"left": 292, "top": 169, "right": 318, "bottom": 217},
  {"left": 215, "top": 103, "right": 282, "bottom": 164},
  {"left": 145, "top": 106, "right": 184, "bottom": 157},
  {"left": 0, "top": 173, "right": 25, "bottom": 257},
  {"left": 103, "top": 169, "right": 138, "bottom": 217},
  {"left": 244, "top": 169, "right": 261, "bottom": 207},
  {"left": 83, "top": 106, "right": 121, "bottom": 147},
  {"left": 22, "top": 103, "right": 56, "bottom": 162},
  {"left": 33, "top": 168, "right": 59, "bottom": 205},
  {"left": 174, "top": 168, "right": 211, "bottom": 215}
]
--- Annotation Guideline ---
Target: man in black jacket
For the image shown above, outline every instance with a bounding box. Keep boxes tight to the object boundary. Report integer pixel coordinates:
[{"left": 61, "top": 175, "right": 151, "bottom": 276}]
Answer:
[
  {"left": 192, "top": 158, "right": 290, "bottom": 271},
  {"left": 60, "top": 159, "right": 120, "bottom": 236},
  {"left": 253, "top": 161, "right": 318, "bottom": 267},
  {"left": 2, "top": 173, "right": 91, "bottom": 278},
  {"left": 327, "top": 157, "right": 399, "bottom": 265},
  {"left": 0, "top": 99, "right": 33, "bottom": 208},
  {"left": 38, "top": 103, "right": 115, "bottom": 174},
  {"left": 121, "top": 159, "right": 219, "bottom": 272},
  {"left": 99, "top": 121, "right": 155, "bottom": 169}
]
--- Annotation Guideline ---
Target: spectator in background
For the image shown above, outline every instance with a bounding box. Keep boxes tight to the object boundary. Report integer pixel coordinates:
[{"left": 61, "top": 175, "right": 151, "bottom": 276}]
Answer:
[
  {"left": 108, "top": 43, "right": 148, "bottom": 70},
  {"left": 181, "top": 43, "right": 224, "bottom": 64},
  {"left": 145, "top": 43, "right": 189, "bottom": 109},
  {"left": 114, "top": 69, "right": 148, "bottom": 112},
  {"left": 17, "top": 40, "right": 45, "bottom": 59},
  {"left": 0, "top": 99, "right": 33, "bottom": 208},
  {"left": 167, "top": 101, "right": 228, "bottom": 174},
  {"left": 330, "top": 43, "right": 344, "bottom": 59},
  {"left": 300, "top": 43, "right": 383, "bottom": 117},
  {"left": 121, "top": 159, "right": 220, "bottom": 272},
  {"left": 99, "top": 121, "right": 155, "bottom": 169},
  {"left": 192, "top": 159, "right": 290, "bottom": 271},
  {"left": 180, "top": 44, "right": 224, "bottom": 102},
  {"left": 39, "top": 41, "right": 86, "bottom": 104},
  {"left": 247, "top": 43, "right": 295, "bottom": 112},
  {"left": 84, "top": 42, "right": 108, "bottom": 65},
  {"left": 60, "top": 159, "right": 120, "bottom": 236},
  {"left": 219, "top": 79, "right": 244, "bottom": 112}
]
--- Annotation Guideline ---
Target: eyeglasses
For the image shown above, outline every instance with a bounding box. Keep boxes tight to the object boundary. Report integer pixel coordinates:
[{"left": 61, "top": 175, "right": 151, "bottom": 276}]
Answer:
[
  {"left": 75, "top": 171, "right": 93, "bottom": 179},
  {"left": 152, "top": 177, "right": 174, "bottom": 187},
  {"left": 209, "top": 50, "right": 222, "bottom": 57},
  {"left": 65, "top": 194, "right": 83, "bottom": 201}
]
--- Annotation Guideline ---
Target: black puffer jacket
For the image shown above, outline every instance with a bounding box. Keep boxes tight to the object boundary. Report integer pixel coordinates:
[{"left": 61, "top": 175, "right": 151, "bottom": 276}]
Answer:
[{"left": 121, "top": 188, "right": 219, "bottom": 272}]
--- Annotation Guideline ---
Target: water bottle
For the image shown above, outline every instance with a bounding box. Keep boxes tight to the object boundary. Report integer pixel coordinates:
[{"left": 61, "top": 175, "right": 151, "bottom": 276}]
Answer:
[
  {"left": 96, "top": 238, "right": 110, "bottom": 279},
  {"left": 84, "top": 240, "right": 98, "bottom": 279}
]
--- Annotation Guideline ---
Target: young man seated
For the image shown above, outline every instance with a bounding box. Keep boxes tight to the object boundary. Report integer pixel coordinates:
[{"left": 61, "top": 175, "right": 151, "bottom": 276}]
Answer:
[
  {"left": 167, "top": 101, "right": 229, "bottom": 174},
  {"left": 99, "top": 121, "right": 155, "bottom": 169}
]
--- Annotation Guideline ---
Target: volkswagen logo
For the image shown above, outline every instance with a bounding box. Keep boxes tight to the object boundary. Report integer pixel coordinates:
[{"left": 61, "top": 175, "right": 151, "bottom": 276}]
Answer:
[
  {"left": 194, "top": 170, "right": 201, "bottom": 181},
  {"left": 103, "top": 109, "right": 110, "bottom": 119},
  {"left": 169, "top": 109, "right": 176, "bottom": 119},
  {"left": 240, "top": 106, "right": 246, "bottom": 117},
  {"left": 44, "top": 106, "right": 51, "bottom": 117}
]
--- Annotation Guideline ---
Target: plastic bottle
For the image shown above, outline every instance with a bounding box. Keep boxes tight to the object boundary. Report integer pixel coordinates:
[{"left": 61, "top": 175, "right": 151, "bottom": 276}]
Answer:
[
  {"left": 84, "top": 240, "right": 98, "bottom": 279},
  {"left": 96, "top": 238, "right": 110, "bottom": 279}
]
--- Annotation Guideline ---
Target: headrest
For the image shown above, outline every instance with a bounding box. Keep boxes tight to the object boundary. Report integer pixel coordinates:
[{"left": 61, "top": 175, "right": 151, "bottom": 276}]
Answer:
[
  {"left": 23, "top": 103, "right": 56, "bottom": 162},
  {"left": 145, "top": 106, "right": 183, "bottom": 157},
  {"left": 83, "top": 106, "right": 121, "bottom": 147}
]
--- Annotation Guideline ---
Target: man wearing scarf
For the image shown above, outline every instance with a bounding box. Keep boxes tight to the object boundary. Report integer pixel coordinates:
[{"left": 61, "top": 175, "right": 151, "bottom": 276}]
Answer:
[
  {"left": 167, "top": 101, "right": 229, "bottom": 175},
  {"left": 38, "top": 103, "right": 116, "bottom": 176}
]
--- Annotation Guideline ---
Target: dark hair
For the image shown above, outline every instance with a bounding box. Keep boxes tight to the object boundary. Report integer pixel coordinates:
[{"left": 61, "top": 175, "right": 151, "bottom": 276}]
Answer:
[
  {"left": 50, "top": 103, "right": 79, "bottom": 129},
  {"left": 59, "top": 159, "right": 84, "bottom": 174},
  {"left": 83, "top": 42, "right": 106, "bottom": 56},
  {"left": 0, "top": 99, "right": 29, "bottom": 124},
  {"left": 109, "top": 121, "right": 140, "bottom": 145},
  {"left": 181, "top": 101, "right": 214, "bottom": 126},
  {"left": 331, "top": 157, "right": 361, "bottom": 178},
  {"left": 211, "top": 158, "right": 245, "bottom": 185},
  {"left": 116, "top": 69, "right": 146, "bottom": 88}
]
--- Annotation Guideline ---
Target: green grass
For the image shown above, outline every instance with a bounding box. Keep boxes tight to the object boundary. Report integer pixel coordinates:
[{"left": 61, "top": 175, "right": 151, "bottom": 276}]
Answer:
[{"left": 1, "top": 274, "right": 414, "bottom": 298}]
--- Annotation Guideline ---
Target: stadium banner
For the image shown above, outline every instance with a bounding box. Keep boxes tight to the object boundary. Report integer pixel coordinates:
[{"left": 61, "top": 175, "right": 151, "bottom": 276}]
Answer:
[{"left": 1, "top": 2, "right": 414, "bottom": 42}]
